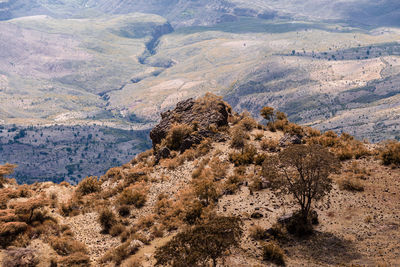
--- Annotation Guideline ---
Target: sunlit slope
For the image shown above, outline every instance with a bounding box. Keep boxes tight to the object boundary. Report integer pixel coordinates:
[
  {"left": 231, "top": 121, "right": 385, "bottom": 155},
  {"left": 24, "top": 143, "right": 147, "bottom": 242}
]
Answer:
[
  {"left": 0, "top": 13, "right": 171, "bottom": 125},
  {"left": 105, "top": 17, "right": 400, "bottom": 141}
]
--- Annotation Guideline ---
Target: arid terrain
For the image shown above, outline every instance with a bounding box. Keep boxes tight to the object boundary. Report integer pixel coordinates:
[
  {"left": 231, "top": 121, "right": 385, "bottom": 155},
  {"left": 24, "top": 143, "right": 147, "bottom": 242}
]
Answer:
[
  {"left": 1, "top": 0, "right": 400, "bottom": 182},
  {"left": 1, "top": 95, "right": 399, "bottom": 266}
]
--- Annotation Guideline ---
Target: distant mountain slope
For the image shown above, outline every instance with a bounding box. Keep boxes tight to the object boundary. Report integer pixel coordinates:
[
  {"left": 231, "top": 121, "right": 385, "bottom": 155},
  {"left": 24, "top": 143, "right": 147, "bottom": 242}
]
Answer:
[{"left": 1, "top": 0, "right": 400, "bottom": 28}]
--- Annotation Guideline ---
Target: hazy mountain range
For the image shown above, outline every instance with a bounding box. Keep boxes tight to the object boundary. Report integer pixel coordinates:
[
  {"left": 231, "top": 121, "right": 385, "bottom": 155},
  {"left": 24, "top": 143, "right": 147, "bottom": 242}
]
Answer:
[{"left": 0, "top": 0, "right": 400, "bottom": 182}]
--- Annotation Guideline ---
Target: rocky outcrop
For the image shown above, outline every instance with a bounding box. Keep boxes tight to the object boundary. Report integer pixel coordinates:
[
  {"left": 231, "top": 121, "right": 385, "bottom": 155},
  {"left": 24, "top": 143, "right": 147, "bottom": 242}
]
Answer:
[{"left": 150, "top": 95, "right": 231, "bottom": 155}]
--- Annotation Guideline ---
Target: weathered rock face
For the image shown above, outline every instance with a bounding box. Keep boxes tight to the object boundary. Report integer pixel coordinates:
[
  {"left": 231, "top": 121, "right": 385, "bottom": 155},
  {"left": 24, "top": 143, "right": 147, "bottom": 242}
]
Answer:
[{"left": 150, "top": 96, "right": 231, "bottom": 153}]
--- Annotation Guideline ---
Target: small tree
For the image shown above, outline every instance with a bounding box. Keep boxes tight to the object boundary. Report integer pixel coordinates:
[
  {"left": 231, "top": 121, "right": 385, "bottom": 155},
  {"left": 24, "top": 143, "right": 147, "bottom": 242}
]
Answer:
[
  {"left": 260, "top": 107, "right": 275, "bottom": 124},
  {"left": 155, "top": 216, "right": 242, "bottom": 267},
  {"left": 272, "top": 145, "right": 339, "bottom": 225},
  {"left": 0, "top": 163, "right": 17, "bottom": 188}
]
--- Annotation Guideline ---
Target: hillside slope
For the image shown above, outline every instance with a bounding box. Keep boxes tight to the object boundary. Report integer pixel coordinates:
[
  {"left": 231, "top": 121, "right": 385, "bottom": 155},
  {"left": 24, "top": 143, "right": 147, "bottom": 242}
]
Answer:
[{"left": 0, "top": 95, "right": 399, "bottom": 266}]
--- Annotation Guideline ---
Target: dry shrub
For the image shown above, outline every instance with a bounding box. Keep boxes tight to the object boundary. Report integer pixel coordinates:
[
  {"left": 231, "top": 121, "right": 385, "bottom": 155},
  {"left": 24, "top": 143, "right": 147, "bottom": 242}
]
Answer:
[
  {"left": 151, "top": 225, "right": 164, "bottom": 238},
  {"left": 230, "top": 126, "right": 248, "bottom": 151},
  {"left": 194, "top": 138, "right": 212, "bottom": 157},
  {"left": 121, "top": 257, "right": 142, "bottom": 267},
  {"left": 110, "top": 223, "right": 125, "bottom": 237},
  {"left": 308, "top": 131, "right": 370, "bottom": 161},
  {"left": 101, "top": 239, "right": 143, "bottom": 265},
  {"left": 0, "top": 209, "right": 17, "bottom": 223},
  {"left": 240, "top": 116, "right": 257, "bottom": 131},
  {"left": 3, "top": 247, "right": 39, "bottom": 267},
  {"left": 155, "top": 196, "right": 172, "bottom": 216},
  {"left": 50, "top": 236, "right": 87, "bottom": 256},
  {"left": 223, "top": 175, "right": 243, "bottom": 194},
  {"left": 254, "top": 153, "right": 267, "bottom": 166},
  {"left": 262, "top": 241, "right": 285, "bottom": 266},
  {"left": 124, "top": 168, "right": 149, "bottom": 186},
  {"left": 157, "top": 189, "right": 202, "bottom": 229},
  {"left": 104, "top": 167, "right": 124, "bottom": 181},
  {"left": 209, "top": 157, "right": 228, "bottom": 180},
  {"left": 229, "top": 144, "right": 257, "bottom": 166},
  {"left": 274, "top": 119, "right": 289, "bottom": 131},
  {"left": 98, "top": 208, "right": 117, "bottom": 233},
  {"left": 134, "top": 149, "right": 154, "bottom": 164},
  {"left": 181, "top": 148, "right": 196, "bottom": 162},
  {"left": 118, "top": 205, "right": 131, "bottom": 217},
  {"left": 381, "top": 141, "right": 400, "bottom": 166},
  {"left": 191, "top": 158, "right": 210, "bottom": 179},
  {"left": 59, "top": 197, "right": 81, "bottom": 217},
  {"left": 338, "top": 177, "right": 364, "bottom": 192},
  {"left": 164, "top": 123, "right": 193, "bottom": 151},
  {"left": 59, "top": 181, "right": 70, "bottom": 187},
  {"left": 260, "top": 138, "right": 279, "bottom": 152},
  {"left": 58, "top": 252, "right": 90, "bottom": 267},
  {"left": 76, "top": 176, "right": 101, "bottom": 196},
  {"left": 249, "top": 175, "right": 264, "bottom": 192},
  {"left": 249, "top": 225, "right": 266, "bottom": 240},
  {"left": 254, "top": 131, "right": 264, "bottom": 141},
  {"left": 336, "top": 146, "right": 353, "bottom": 161},
  {"left": 118, "top": 182, "right": 148, "bottom": 208},
  {"left": 0, "top": 189, "right": 19, "bottom": 209},
  {"left": 192, "top": 173, "right": 220, "bottom": 206},
  {"left": 0, "top": 222, "right": 28, "bottom": 248},
  {"left": 304, "top": 127, "right": 321, "bottom": 137},
  {"left": 160, "top": 158, "right": 180, "bottom": 170},
  {"left": 11, "top": 198, "right": 49, "bottom": 224},
  {"left": 0, "top": 163, "right": 17, "bottom": 188},
  {"left": 137, "top": 215, "right": 155, "bottom": 229},
  {"left": 283, "top": 122, "right": 304, "bottom": 136}
]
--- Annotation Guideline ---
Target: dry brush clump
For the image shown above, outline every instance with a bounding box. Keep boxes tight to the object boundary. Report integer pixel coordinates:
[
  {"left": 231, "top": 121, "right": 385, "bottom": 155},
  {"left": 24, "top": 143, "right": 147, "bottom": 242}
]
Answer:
[
  {"left": 2, "top": 247, "right": 39, "bottom": 267},
  {"left": 0, "top": 163, "right": 17, "bottom": 188},
  {"left": 307, "top": 131, "right": 370, "bottom": 161},
  {"left": 50, "top": 235, "right": 88, "bottom": 256},
  {"left": 262, "top": 241, "right": 285, "bottom": 266},
  {"left": 101, "top": 239, "right": 143, "bottom": 265},
  {"left": 76, "top": 176, "right": 102, "bottom": 196},
  {"left": 338, "top": 176, "right": 364, "bottom": 192},
  {"left": 98, "top": 208, "right": 117, "bottom": 234},
  {"left": 229, "top": 144, "right": 257, "bottom": 166},
  {"left": 154, "top": 216, "right": 242, "bottom": 267},
  {"left": 380, "top": 140, "right": 400, "bottom": 166},
  {"left": 118, "top": 181, "right": 148, "bottom": 208}
]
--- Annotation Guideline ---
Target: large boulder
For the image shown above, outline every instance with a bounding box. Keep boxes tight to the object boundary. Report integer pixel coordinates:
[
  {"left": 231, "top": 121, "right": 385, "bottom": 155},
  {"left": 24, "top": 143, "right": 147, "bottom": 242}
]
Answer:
[{"left": 150, "top": 94, "right": 231, "bottom": 155}]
